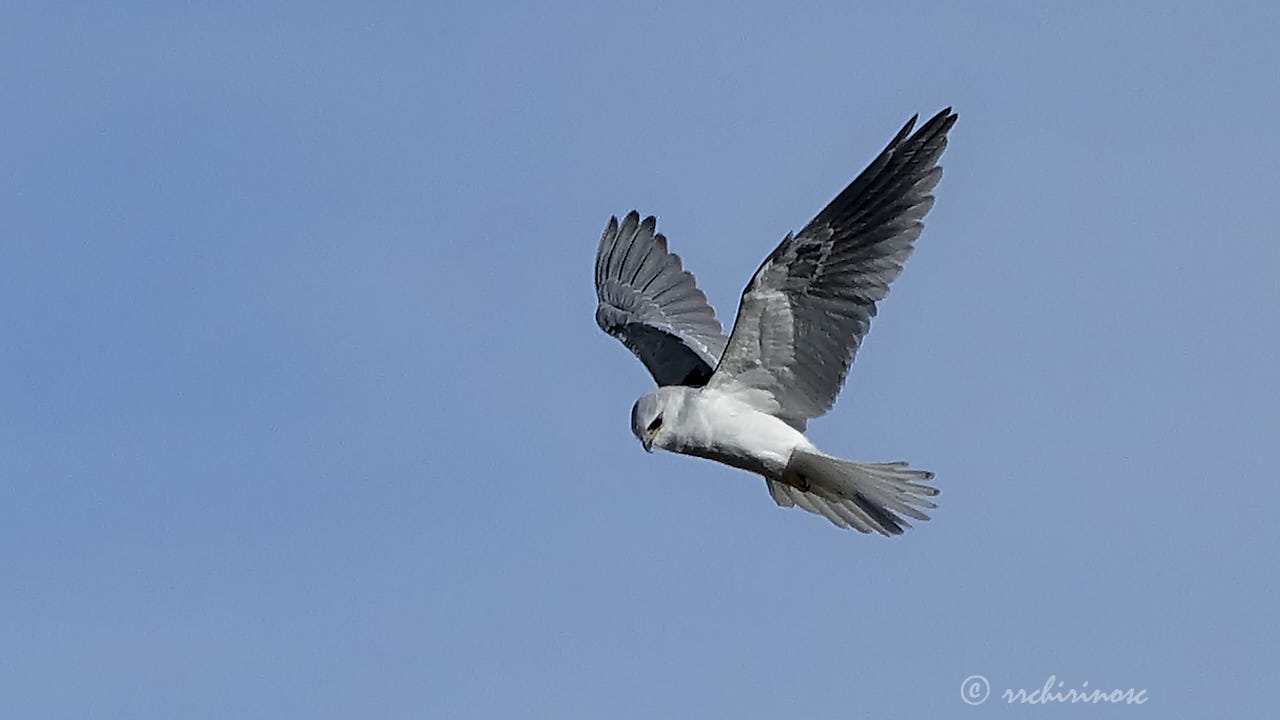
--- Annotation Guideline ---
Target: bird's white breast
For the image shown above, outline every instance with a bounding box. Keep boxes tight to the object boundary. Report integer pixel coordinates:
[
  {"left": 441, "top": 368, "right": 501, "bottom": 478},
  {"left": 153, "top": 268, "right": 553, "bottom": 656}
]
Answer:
[{"left": 668, "top": 387, "right": 814, "bottom": 478}]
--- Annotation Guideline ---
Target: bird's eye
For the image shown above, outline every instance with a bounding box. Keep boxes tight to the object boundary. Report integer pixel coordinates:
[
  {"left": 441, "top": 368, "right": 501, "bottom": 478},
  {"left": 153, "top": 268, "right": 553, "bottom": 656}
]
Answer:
[{"left": 647, "top": 416, "right": 662, "bottom": 432}]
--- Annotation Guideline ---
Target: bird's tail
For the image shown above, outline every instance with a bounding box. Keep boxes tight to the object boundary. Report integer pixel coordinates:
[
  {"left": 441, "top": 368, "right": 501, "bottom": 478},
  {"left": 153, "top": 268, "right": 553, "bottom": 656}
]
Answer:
[{"left": 768, "top": 448, "right": 939, "bottom": 535}]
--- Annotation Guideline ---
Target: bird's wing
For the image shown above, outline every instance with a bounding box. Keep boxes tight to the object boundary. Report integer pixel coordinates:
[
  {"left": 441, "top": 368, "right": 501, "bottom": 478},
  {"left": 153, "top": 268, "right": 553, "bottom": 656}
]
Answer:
[
  {"left": 709, "top": 109, "right": 956, "bottom": 427},
  {"left": 595, "top": 211, "right": 729, "bottom": 387}
]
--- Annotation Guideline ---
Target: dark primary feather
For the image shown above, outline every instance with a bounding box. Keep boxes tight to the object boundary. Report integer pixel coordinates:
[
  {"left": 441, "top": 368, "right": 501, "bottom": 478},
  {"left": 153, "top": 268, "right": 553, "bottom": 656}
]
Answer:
[
  {"left": 710, "top": 109, "right": 957, "bottom": 426},
  {"left": 594, "top": 211, "right": 729, "bottom": 386}
]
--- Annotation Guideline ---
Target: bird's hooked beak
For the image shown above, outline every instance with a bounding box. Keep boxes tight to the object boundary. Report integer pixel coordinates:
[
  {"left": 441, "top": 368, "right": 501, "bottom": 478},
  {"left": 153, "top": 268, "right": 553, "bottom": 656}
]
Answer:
[{"left": 642, "top": 427, "right": 659, "bottom": 453}]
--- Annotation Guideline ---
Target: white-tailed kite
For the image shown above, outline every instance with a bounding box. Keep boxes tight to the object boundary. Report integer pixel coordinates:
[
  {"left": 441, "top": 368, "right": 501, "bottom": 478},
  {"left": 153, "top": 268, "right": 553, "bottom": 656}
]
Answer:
[{"left": 594, "top": 109, "right": 955, "bottom": 534}]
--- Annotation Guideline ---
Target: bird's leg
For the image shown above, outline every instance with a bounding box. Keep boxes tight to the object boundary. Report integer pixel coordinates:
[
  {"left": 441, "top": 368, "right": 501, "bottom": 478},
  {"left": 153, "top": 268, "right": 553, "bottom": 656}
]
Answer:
[{"left": 781, "top": 469, "right": 811, "bottom": 492}]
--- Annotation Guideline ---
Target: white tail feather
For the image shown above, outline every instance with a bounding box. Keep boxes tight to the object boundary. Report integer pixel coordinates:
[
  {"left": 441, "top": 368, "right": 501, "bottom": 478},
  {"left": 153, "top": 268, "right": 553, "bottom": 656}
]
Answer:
[{"left": 768, "top": 449, "right": 939, "bottom": 535}]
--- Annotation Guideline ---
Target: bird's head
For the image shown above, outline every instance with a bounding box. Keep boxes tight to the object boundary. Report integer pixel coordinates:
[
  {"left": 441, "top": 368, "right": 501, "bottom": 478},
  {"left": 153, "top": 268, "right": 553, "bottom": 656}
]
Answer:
[{"left": 630, "top": 389, "right": 676, "bottom": 453}]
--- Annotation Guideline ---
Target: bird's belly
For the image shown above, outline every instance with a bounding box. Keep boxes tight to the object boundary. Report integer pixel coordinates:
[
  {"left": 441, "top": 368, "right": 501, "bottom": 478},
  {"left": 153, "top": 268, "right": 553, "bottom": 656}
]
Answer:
[{"left": 675, "top": 395, "right": 811, "bottom": 478}]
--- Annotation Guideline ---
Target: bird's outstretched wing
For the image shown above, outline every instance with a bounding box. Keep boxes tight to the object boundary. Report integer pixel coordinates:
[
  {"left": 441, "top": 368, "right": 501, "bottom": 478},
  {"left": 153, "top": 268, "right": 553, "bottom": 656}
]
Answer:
[
  {"left": 709, "top": 109, "right": 956, "bottom": 427},
  {"left": 595, "top": 211, "right": 729, "bottom": 386}
]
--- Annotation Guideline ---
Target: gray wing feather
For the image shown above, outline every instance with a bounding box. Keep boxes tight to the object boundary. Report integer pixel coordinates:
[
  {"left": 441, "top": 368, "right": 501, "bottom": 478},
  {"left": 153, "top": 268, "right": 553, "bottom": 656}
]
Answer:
[
  {"left": 710, "top": 109, "right": 957, "bottom": 426},
  {"left": 595, "top": 211, "right": 729, "bottom": 386}
]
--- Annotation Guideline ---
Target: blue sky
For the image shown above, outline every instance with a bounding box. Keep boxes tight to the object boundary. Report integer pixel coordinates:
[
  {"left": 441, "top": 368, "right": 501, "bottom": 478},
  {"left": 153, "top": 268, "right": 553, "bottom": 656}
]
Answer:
[{"left": 3, "top": 2, "right": 1277, "bottom": 717}]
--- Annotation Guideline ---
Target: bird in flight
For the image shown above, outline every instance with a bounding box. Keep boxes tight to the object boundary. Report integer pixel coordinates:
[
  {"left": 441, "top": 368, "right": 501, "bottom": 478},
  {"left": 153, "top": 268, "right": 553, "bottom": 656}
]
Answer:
[{"left": 594, "top": 108, "right": 956, "bottom": 534}]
